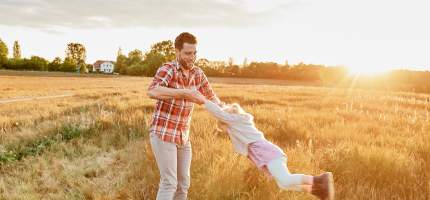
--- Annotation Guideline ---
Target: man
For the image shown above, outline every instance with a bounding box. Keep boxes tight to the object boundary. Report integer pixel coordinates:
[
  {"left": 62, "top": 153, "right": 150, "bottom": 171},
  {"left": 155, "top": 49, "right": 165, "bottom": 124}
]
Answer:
[{"left": 147, "top": 32, "right": 222, "bottom": 200}]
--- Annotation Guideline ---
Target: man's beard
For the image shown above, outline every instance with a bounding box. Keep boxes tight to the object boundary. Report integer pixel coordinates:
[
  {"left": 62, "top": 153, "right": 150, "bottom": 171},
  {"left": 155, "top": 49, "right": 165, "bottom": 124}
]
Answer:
[{"left": 179, "top": 58, "right": 194, "bottom": 69}]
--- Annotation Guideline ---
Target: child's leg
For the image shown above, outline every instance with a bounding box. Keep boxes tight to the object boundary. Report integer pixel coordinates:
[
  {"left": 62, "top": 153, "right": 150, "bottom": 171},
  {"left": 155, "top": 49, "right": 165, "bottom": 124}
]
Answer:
[{"left": 267, "top": 157, "right": 313, "bottom": 192}]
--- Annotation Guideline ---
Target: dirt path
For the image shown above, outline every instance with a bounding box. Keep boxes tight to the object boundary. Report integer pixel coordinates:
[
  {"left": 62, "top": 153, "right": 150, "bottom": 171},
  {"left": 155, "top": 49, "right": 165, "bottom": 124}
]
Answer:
[{"left": 0, "top": 94, "right": 74, "bottom": 104}]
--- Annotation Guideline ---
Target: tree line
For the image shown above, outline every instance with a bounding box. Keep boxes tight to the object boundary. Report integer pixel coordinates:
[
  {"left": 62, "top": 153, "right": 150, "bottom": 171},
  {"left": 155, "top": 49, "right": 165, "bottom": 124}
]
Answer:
[
  {"left": 1, "top": 37, "right": 429, "bottom": 94},
  {"left": 0, "top": 39, "right": 88, "bottom": 73}
]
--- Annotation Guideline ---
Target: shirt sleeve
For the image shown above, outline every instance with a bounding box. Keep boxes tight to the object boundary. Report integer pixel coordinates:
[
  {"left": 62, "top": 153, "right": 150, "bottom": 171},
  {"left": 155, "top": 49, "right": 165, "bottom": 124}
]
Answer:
[
  {"left": 148, "top": 65, "right": 173, "bottom": 91},
  {"left": 204, "top": 100, "right": 240, "bottom": 124},
  {"left": 197, "top": 72, "right": 216, "bottom": 100}
]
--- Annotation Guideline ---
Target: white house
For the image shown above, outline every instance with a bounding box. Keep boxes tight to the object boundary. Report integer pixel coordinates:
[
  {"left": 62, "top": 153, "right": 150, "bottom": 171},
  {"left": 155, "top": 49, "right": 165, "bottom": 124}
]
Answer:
[{"left": 93, "top": 60, "right": 114, "bottom": 73}]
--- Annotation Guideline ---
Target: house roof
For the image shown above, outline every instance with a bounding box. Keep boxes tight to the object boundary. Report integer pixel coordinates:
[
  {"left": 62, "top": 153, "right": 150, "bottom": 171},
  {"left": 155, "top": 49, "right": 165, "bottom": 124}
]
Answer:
[{"left": 93, "top": 60, "right": 114, "bottom": 69}]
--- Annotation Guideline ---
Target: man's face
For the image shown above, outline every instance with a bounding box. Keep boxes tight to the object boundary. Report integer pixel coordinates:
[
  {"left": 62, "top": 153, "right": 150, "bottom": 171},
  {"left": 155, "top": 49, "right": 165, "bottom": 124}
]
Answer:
[{"left": 176, "top": 43, "right": 197, "bottom": 70}]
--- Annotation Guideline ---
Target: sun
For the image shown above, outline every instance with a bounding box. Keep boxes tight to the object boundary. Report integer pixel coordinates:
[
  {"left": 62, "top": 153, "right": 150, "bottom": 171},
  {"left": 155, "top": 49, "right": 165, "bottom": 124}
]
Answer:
[{"left": 347, "top": 66, "right": 388, "bottom": 76}]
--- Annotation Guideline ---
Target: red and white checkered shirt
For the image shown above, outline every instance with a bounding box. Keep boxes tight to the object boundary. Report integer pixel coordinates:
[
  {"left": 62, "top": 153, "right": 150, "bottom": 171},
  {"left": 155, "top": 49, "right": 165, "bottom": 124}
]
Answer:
[{"left": 148, "top": 60, "right": 216, "bottom": 145}]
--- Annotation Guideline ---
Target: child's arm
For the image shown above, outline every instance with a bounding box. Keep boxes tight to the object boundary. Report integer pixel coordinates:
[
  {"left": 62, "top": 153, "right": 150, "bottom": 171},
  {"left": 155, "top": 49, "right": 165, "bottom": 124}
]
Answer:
[
  {"left": 193, "top": 91, "right": 239, "bottom": 123},
  {"left": 203, "top": 99, "right": 239, "bottom": 124}
]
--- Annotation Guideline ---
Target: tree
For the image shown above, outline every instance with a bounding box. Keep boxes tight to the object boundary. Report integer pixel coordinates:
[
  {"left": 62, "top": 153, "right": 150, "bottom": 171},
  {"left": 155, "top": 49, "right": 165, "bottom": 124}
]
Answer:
[
  {"left": 228, "top": 57, "right": 234, "bottom": 67},
  {"left": 143, "top": 52, "right": 164, "bottom": 76},
  {"left": 117, "top": 47, "right": 123, "bottom": 57},
  {"left": 195, "top": 58, "right": 210, "bottom": 69},
  {"left": 86, "top": 64, "right": 93, "bottom": 73},
  {"left": 147, "top": 40, "right": 175, "bottom": 62},
  {"left": 21, "top": 56, "right": 48, "bottom": 71},
  {"left": 127, "top": 49, "right": 143, "bottom": 66},
  {"left": 196, "top": 58, "right": 222, "bottom": 76},
  {"left": 13, "top": 40, "right": 21, "bottom": 60},
  {"left": 225, "top": 64, "right": 240, "bottom": 76},
  {"left": 242, "top": 57, "right": 248, "bottom": 68},
  {"left": 0, "top": 39, "right": 8, "bottom": 67},
  {"left": 60, "top": 57, "right": 77, "bottom": 72},
  {"left": 48, "top": 57, "right": 62, "bottom": 71},
  {"left": 115, "top": 47, "right": 127, "bottom": 74},
  {"left": 126, "top": 63, "right": 146, "bottom": 76},
  {"left": 65, "top": 43, "right": 86, "bottom": 73},
  {"left": 142, "top": 40, "right": 176, "bottom": 76},
  {"left": 5, "top": 58, "right": 24, "bottom": 70},
  {"left": 31, "top": 56, "right": 48, "bottom": 71},
  {"left": 79, "top": 63, "right": 88, "bottom": 73}
]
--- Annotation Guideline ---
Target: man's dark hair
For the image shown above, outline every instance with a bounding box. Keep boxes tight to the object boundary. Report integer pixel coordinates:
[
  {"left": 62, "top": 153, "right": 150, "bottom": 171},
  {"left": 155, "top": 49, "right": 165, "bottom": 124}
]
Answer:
[{"left": 175, "top": 32, "right": 197, "bottom": 50}]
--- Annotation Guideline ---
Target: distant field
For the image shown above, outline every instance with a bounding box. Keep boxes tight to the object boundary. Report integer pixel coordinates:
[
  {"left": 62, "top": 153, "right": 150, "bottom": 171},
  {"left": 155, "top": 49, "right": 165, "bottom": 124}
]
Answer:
[
  {"left": 0, "top": 69, "right": 320, "bottom": 86},
  {"left": 0, "top": 69, "right": 117, "bottom": 77},
  {"left": 0, "top": 73, "right": 429, "bottom": 199}
]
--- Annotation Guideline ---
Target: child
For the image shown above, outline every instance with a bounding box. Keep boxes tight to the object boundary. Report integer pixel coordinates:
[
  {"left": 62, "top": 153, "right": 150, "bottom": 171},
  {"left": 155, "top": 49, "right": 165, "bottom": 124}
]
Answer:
[{"left": 201, "top": 98, "right": 335, "bottom": 200}]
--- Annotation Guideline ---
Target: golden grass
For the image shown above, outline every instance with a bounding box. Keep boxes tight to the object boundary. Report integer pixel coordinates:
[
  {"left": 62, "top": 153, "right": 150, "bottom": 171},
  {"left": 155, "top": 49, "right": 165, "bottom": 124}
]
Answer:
[{"left": 0, "top": 74, "right": 429, "bottom": 199}]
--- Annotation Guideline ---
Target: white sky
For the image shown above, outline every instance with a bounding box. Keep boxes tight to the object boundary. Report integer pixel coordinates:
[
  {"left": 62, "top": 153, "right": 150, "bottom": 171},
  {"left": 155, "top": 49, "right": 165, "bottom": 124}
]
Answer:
[{"left": 0, "top": 0, "right": 429, "bottom": 71}]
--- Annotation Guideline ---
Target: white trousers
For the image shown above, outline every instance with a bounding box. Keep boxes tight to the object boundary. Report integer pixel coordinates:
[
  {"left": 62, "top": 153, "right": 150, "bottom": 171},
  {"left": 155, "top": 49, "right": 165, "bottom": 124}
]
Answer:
[
  {"left": 150, "top": 133, "right": 192, "bottom": 200},
  {"left": 267, "top": 157, "right": 305, "bottom": 191}
]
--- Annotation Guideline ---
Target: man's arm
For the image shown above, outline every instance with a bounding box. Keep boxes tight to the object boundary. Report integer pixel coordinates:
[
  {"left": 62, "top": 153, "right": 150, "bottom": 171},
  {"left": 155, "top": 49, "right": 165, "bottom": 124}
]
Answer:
[
  {"left": 147, "top": 86, "right": 204, "bottom": 104},
  {"left": 197, "top": 72, "right": 224, "bottom": 106},
  {"left": 147, "top": 65, "right": 204, "bottom": 104},
  {"left": 147, "top": 86, "right": 187, "bottom": 100}
]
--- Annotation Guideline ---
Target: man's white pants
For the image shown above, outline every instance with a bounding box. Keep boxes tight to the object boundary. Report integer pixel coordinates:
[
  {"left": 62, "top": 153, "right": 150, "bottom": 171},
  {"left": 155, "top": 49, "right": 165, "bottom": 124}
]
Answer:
[{"left": 150, "top": 133, "right": 192, "bottom": 200}]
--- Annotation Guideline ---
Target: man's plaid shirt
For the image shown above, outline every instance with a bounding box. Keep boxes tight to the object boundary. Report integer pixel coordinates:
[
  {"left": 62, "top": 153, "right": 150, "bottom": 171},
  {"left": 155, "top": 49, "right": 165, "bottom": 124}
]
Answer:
[{"left": 148, "top": 60, "right": 216, "bottom": 145}]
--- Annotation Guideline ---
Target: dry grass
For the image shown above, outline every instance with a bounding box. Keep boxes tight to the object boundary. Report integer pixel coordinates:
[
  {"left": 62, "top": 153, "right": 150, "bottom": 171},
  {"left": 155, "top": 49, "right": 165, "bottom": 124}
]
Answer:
[{"left": 0, "top": 73, "right": 429, "bottom": 200}]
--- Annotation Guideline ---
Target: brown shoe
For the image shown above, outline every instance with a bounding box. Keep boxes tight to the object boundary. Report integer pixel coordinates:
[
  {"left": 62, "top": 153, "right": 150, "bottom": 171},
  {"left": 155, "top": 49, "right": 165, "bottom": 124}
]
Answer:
[{"left": 311, "top": 172, "right": 335, "bottom": 200}]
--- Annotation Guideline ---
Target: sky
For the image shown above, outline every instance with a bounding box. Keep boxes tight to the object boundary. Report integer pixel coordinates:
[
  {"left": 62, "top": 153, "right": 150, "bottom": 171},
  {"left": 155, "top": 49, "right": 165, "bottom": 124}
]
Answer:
[{"left": 0, "top": 0, "right": 429, "bottom": 72}]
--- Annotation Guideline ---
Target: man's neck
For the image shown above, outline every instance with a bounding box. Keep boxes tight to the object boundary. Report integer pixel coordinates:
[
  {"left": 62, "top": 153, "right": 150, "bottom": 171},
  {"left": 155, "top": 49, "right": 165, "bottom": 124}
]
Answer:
[{"left": 182, "top": 68, "right": 190, "bottom": 77}]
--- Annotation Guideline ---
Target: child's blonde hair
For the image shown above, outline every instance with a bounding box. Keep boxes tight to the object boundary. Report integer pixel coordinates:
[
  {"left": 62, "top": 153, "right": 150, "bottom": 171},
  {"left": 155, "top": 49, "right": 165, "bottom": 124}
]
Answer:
[
  {"left": 216, "top": 103, "right": 247, "bottom": 134},
  {"left": 222, "top": 103, "right": 246, "bottom": 115}
]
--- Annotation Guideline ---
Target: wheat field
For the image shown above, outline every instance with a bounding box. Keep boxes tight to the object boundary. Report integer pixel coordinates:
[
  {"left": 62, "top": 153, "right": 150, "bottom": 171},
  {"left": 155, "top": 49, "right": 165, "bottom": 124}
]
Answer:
[{"left": 0, "top": 74, "right": 429, "bottom": 200}]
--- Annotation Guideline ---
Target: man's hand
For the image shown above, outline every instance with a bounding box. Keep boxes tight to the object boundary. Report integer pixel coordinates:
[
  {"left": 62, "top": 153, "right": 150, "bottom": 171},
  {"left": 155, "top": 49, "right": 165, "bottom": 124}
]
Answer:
[
  {"left": 193, "top": 91, "right": 207, "bottom": 104},
  {"left": 209, "top": 96, "right": 225, "bottom": 108},
  {"left": 183, "top": 89, "right": 206, "bottom": 105}
]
